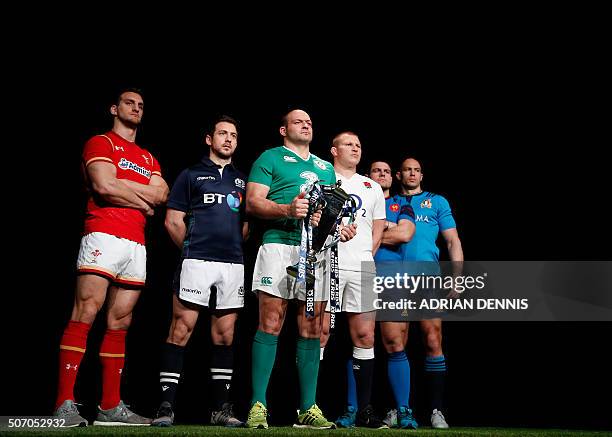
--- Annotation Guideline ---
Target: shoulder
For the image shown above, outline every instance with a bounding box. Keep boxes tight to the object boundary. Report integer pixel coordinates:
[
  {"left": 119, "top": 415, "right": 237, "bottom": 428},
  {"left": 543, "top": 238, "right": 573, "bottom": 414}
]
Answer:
[
  {"left": 311, "top": 154, "right": 334, "bottom": 171},
  {"left": 85, "top": 133, "right": 113, "bottom": 147},
  {"left": 258, "top": 146, "right": 283, "bottom": 160},
  {"left": 425, "top": 191, "right": 449, "bottom": 204}
]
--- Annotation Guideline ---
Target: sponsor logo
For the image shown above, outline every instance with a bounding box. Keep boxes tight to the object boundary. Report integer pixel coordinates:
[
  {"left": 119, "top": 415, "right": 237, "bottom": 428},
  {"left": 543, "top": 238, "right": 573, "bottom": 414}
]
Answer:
[
  {"left": 65, "top": 364, "right": 78, "bottom": 371},
  {"left": 415, "top": 215, "right": 430, "bottom": 223},
  {"left": 181, "top": 287, "right": 202, "bottom": 295},
  {"left": 203, "top": 193, "right": 225, "bottom": 204},
  {"left": 118, "top": 158, "right": 151, "bottom": 178},
  {"left": 421, "top": 198, "right": 432, "bottom": 209},
  {"left": 142, "top": 154, "right": 150, "bottom": 164},
  {"left": 162, "top": 385, "right": 169, "bottom": 391},
  {"left": 234, "top": 178, "right": 245, "bottom": 189},
  {"left": 197, "top": 175, "right": 216, "bottom": 181},
  {"left": 261, "top": 277, "right": 273, "bottom": 286},
  {"left": 283, "top": 155, "right": 297, "bottom": 163},
  {"left": 226, "top": 383, "right": 231, "bottom": 390},
  {"left": 363, "top": 181, "right": 372, "bottom": 189},
  {"left": 237, "top": 286, "right": 245, "bottom": 297},
  {"left": 226, "top": 191, "right": 243, "bottom": 212},
  {"left": 350, "top": 194, "right": 363, "bottom": 212},
  {"left": 313, "top": 159, "right": 327, "bottom": 170},
  {"left": 390, "top": 203, "right": 400, "bottom": 212}
]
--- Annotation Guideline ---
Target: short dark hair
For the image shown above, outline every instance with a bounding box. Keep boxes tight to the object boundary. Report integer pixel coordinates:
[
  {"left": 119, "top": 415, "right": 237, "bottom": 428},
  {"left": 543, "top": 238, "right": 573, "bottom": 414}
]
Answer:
[
  {"left": 207, "top": 115, "right": 239, "bottom": 137},
  {"left": 400, "top": 157, "right": 423, "bottom": 172},
  {"left": 116, "top": 87, "right": 143, "bottom": 105},
  {"left": 281, "top": 107, "right": 309, "bottom": 128},
  {"left": 369, "top": 159, "right": 392, "bottom": 173}
]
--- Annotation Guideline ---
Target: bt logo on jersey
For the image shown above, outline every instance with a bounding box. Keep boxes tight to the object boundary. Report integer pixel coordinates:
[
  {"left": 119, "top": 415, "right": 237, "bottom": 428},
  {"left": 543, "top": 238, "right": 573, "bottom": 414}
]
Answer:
[{"left": 203, "top": 193, "right": 226, "bottom": 204}]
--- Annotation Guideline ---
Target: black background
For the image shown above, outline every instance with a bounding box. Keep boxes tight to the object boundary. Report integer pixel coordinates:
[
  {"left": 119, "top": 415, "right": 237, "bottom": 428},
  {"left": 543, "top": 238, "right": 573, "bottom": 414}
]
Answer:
[{"left": 3, "top": 45, "right": 610, "bottom": 431}]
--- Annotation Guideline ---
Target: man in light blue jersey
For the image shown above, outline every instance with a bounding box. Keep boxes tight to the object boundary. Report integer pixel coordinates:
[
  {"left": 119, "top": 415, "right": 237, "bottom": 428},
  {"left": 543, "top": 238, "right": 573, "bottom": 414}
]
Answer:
[{"left": 391, "top": 157, "right": 463, "bottom": 429}]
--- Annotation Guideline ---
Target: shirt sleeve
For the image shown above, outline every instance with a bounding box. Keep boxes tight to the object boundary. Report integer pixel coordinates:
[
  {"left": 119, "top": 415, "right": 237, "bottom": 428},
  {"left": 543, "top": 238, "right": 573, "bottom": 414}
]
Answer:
[
  {"left": 437, "top": 195, "right": 457, "bottom": 231},
  {"left": 248, "top": 151, "right": 274, "bottom": 187},
  {"left": 82, "top": 135, "right": 114, "bottom": 167},
  {"left": 398, "top": 200, "right": 416, "bottom": 223},
  {"left": 373, "top": 184, "right": 387, "bottom": 220},
  {"left": 167, "top": 169, "right": 191, "bottom": 212},
  {"left": 150, "top": 152, "right": 162, "bottom": 177}
]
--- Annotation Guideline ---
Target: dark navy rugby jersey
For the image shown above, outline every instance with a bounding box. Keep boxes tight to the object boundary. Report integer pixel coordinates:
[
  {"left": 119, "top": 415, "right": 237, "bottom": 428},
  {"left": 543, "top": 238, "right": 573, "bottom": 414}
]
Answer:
[{"left": 167, "top": 156, "right": 246, "bottom": 264}]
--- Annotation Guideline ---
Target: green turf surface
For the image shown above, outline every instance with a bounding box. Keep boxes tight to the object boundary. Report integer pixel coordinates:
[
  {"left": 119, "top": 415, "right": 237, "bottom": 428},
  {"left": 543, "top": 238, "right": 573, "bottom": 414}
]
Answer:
[{"left": 1, "top": 426, "right": 610, "bottom": 437}]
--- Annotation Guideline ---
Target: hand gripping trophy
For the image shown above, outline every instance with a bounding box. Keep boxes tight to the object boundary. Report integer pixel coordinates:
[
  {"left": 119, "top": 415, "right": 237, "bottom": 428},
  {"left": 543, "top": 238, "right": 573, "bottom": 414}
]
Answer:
[{"left": 287, "top": 180, "right": 356, "bottom": 327}]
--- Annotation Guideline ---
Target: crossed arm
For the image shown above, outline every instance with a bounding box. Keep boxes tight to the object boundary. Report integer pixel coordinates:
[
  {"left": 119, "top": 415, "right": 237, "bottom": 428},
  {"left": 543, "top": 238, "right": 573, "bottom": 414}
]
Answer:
[
  {"left": 381, "top": 219, "right": 416, "bottom": 246},
  {"left": 87, "top": 161, "right": 169, "bottom": 215}
]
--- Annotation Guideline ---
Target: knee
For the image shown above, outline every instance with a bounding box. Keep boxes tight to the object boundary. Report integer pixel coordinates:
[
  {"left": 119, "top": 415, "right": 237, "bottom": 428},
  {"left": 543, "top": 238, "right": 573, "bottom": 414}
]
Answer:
[
  {"left": 382, "top": 334, "right": 404, "bottom": 353},
  {"left": 353, "top": 330, "right": 374, "bottom": 349},
  {"left": 299, "top": 316, "right": 321, "bottom": 338},
  {"left": 424, "top": 330, "right": 442, "bottom": 354},
  {"left": 212, "top": 328, "right": 234, "bottom": 346},
  {"left": 106, "top": 313, "right": 132, "bottom": 329},
  {"left": 73, "top": 299, "right": 102, "bottom": 324},
  {"left": 320, "top": 329, "right": 330, "bottom": 348},
  {"left": 168, "top": 318, "right": 193, "bottom": 346},
  {"left": 260, "top": 313, "right": 283, "bottom": 336}
]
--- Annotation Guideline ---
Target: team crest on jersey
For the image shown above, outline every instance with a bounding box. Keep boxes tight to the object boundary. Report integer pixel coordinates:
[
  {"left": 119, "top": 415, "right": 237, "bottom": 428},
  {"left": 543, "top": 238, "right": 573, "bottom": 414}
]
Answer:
[
  {"left": 313, "top": 159, "right": 327, "bottom": 170},
  {"left": 390, "top": 203, "right": 400, "bottom": 212},
  {"left": 118, "top": 158, "right": 151, "bottom": 178},
  {"left": 299, "top": 171, "right": 319, "bottom": 193},
  {"left": 421, "top": 198, "right": 432, "bottom": 209},
  {"left": 363, "top": 181, "right": 372, "bottom": 189},
  {"left": 283, "top": 155, "right": 297, "bottom": 163},
  {"left": 234, "top": 178, "right": 245, "bottom": 189},
  {"left": 88, "top": 249, "right": 102, "bottom": 264}
]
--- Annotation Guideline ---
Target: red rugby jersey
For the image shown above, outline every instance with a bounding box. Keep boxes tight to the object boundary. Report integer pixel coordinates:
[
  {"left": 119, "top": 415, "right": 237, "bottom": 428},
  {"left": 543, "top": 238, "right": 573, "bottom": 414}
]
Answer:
[{"left": 82, "top": 131, "right": 161, "bottom": 244}]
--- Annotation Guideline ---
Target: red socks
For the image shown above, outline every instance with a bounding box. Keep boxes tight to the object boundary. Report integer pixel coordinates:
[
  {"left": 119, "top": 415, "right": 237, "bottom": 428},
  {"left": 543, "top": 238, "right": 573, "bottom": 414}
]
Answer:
[
  {"left": 99, "top": 329, "right": 127, "bottom": 410},
  {"left": 56, "top": 321, "right": 90, "bottom": 410}
]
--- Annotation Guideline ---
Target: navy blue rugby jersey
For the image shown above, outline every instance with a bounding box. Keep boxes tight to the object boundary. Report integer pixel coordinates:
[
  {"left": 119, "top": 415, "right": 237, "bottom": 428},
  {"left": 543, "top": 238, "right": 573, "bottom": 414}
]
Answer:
[{"left": 167, "top": 156, "right": 246, "bottom": 264}]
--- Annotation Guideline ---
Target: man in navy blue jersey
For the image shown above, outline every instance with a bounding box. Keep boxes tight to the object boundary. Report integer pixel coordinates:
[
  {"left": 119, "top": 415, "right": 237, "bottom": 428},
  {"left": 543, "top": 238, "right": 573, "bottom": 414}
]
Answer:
[{"left": 151, "top": 115, "right": 247, "bottom": 427}]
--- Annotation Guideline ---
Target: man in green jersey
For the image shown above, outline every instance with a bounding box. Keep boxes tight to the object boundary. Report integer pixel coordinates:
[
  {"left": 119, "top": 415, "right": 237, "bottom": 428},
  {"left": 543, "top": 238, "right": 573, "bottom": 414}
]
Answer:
[{"left": 245, "top": 109, "right": 356, "bottom": 429}]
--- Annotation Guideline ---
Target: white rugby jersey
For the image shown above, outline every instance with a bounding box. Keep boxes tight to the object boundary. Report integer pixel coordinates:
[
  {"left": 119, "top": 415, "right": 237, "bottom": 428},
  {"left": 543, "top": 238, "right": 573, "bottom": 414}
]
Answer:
[{"left": 336, "top": 171, "right": 386, "bottom": 272}]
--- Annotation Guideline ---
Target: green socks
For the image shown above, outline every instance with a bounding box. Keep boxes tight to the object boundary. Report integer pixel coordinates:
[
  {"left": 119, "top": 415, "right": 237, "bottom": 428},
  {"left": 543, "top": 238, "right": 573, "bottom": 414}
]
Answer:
[
  {"left": 251, "top": 330, "right": 278, "bottom": 407},
  {"left": 296, "top": 336, "right": 321, "bottom": 412}
]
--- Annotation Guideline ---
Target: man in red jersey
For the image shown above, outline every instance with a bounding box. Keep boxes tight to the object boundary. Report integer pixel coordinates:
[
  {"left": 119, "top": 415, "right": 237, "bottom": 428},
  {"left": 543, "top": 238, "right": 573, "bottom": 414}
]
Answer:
[{"left": 54, "top": 88, "right": 169, "bottom": 427}]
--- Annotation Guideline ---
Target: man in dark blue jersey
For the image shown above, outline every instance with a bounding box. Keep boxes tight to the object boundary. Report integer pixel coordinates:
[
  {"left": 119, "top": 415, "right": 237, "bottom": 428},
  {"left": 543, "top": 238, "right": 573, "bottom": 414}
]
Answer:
[
  {"left": 151, "top": 116, "right": 247, "bottom": 427},
  {"left": 369, "top": 161, "right": 419, "bottom": 430},
  {"left": 382, "top": 157, "right": 463, "bottom": 429}
]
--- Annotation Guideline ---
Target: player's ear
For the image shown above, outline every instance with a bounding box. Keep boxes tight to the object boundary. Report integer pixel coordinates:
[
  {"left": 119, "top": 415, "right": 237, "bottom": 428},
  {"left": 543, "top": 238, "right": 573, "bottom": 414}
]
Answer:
[
  {"left": 279, "top": 126, "right": 287, "bottom": 137},
  {"left": 396, "top": 171, "right": 401, "bottom": 181},
  {"left": 110, "top": 105, "right": 118, "bottom": 116},
  {"left": 205, "top": 135, "right": 213, "bottom": 146},
  {"left": 330, "top": 146, "right": 338, "bottom": 157}
]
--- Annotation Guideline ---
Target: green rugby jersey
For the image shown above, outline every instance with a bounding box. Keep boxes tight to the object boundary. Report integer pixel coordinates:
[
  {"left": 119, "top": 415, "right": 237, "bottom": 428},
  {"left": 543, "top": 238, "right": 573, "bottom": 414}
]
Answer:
[{"left": 248, "top": 146, "right": 336, "bottom": 245}]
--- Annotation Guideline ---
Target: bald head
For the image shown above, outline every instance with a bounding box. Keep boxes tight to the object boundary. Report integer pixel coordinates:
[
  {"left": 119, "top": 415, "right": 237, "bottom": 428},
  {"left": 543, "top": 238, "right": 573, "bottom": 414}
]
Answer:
[
  {"left": 280, "top": 109, "right": 313, "bottom": 145},
  {"left": 397, "top": 158, "right": 423, "bottom": 191}
]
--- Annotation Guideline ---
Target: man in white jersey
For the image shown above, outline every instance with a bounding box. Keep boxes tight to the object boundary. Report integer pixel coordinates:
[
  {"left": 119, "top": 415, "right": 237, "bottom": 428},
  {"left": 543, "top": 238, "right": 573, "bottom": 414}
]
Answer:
[{"left": 319, "top": 132, "right": 387, "bottom": 428}]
